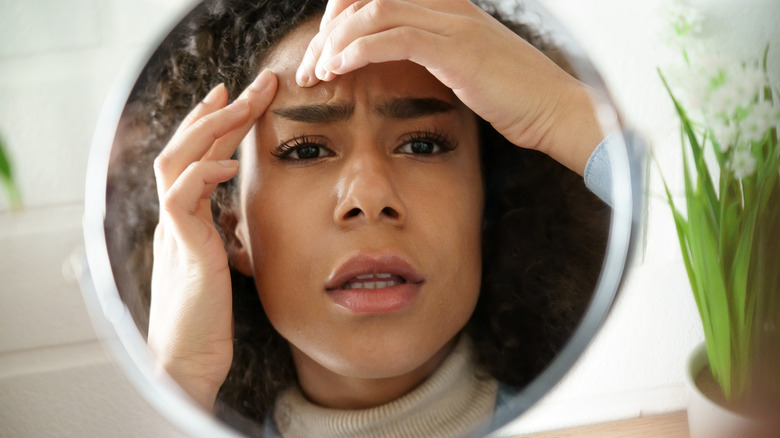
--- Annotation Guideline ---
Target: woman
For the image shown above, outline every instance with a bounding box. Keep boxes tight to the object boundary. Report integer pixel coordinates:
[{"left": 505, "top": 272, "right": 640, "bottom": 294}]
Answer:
[{"left": 105, "top": 0, "right": 611, "bottom": 436}]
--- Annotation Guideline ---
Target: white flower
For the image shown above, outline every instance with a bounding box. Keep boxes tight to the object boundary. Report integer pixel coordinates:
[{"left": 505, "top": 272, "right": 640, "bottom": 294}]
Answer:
[
  {"left": 696, "top": 53, "right": 729, "bottom": 75},
  {"left": 737, "top": 64, "right": 769, "bottom": 92},
  {"left": 741, "top": 118, "right": 767, "bottom": 144},
  {"left": 705, "top": 66, "right": 764, "bottom": 117},
  {"left": 738, "top": 100, "right": 779, "bottom": 144},
  {"left": 658, "top": 2, "right": 705, "bottom": 54},
  {"left": 710, "top": 120, "right": 740, "bottom": 151},
  {"left": 707, "top": 84, "right": 742, "bottom": 118},
  {"left": 728, "top": 64, "right": 767, "bottom": 104},
  {"left": 751, "top": 100, "right": 780, "bottom": 127},
  {"left": 668, "top": 3, "right": 704, "bottom": 38},
  {"left": 730, "top": 147, "right": 757, "bottom": 179}
]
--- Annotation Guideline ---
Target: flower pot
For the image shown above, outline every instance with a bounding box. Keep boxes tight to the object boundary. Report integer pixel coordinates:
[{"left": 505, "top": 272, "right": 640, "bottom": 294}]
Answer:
[{"left": 685, "top": 342, "right": 777, "bottom": 438}]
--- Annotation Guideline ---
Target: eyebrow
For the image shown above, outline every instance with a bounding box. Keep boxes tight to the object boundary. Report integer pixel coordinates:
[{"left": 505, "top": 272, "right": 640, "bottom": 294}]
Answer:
[
  {"left": 271, "top": 97, "right": 455, "bottom": 123},
  {"left": 272, "top": 103, "right": 354, "bottom": 123}
]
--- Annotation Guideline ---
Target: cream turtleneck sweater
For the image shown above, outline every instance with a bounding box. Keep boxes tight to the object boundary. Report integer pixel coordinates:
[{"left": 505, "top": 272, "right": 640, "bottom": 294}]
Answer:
[{"left": 270, "top": 336, "right": 499, "bottom": 438}]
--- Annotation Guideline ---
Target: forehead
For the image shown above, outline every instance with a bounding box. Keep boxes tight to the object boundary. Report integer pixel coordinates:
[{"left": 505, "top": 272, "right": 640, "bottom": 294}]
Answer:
[{"left": 261, "top": 19, "right": 459, "bottom": 109}]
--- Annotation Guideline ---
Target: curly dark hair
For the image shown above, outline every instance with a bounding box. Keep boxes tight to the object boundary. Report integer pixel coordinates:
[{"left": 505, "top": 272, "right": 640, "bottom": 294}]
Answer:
[{"left": 105, "top": 0, "right": 609, "bottom": 434}]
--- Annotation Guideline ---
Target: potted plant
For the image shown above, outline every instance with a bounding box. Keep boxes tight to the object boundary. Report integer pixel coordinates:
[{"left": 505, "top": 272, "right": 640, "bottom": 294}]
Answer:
[{"left": 658, "top": 6, "right": 780, "bottom": 437}]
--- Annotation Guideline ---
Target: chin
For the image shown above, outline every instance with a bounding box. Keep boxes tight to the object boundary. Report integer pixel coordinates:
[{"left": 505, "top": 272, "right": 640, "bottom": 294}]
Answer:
[{"left": 314, "top": 332, "right": 459, "bottom": 380}]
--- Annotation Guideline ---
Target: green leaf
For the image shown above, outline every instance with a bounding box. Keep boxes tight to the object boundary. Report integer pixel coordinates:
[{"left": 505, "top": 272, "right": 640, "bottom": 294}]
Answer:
[
  {"left": 658, "top": 71, "right": 720, "bottom": 229},
  {"left": 0, "top": 135, "right": 22, "bottom": 209},
  {"left": 0, "top": 138, "right": 11, "bottom": 181}
]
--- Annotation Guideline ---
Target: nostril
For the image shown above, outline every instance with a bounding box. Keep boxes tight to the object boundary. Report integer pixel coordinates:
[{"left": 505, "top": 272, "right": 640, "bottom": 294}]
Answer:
[
  {"left": 340, "top": 207, "right": 401, "bottom": 222},
  {"left": 381, "top": 207, "right": 399, "bottom": 219},
  {"left": 344, "top": 208, "right": 362, "bottom": 219}
]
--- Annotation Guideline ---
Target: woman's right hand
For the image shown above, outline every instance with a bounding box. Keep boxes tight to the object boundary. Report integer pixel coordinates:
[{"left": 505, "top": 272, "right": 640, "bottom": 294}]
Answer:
[{"left": 147, "top": 69, "right": 277, "bottom": 410}]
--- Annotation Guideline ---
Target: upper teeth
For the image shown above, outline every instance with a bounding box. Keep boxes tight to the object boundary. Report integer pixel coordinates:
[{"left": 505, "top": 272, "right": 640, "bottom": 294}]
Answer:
[
  {"left": 356, "top": 273, "right": 392, "bottom": 279},
  {"left": 343, "top": 273, "right": 403, "bottom": 290},
  {"left": 343, "top": 279, "right": 402, "bottom": 290}
]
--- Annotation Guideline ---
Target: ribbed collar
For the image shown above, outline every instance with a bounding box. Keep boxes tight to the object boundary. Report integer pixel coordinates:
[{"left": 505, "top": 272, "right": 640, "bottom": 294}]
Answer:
[{"left": 272, "top": 335, "right": 498, "bottom": 438}]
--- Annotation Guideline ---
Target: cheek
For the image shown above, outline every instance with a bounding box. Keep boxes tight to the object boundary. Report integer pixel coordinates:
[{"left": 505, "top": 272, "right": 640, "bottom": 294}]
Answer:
[
  {"left": 241, "top": 168, "right": 333, "bottom": 314},
  {"left": 405, "top": 152, "right": 484, "bottom": 304}
]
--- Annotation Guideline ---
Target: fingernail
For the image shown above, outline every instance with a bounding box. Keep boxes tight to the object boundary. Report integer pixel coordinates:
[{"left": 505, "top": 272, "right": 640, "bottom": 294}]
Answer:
[
  {"left": 315, "top": 62, "right": 328, "bottom": 81},
  {"left": 249, "top": 69, "right": 273, "bottom": 91},
  {"left": 227, "top": 98, "right": 248, "bottom": 112},
  {"left": 296, "top": 65, "right": 310, "bottom": 87},
  {"left": 218, "top": 159, "right": 239, "bottom": 168},
  {"left": 202, "top": 83, "right": 225, "bottom": 104}
]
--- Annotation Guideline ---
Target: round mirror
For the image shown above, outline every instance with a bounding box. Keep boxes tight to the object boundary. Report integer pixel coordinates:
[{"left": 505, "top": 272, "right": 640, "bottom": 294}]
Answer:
[{"left": 80, "top": 0, "right": 642, "bottom": 436}]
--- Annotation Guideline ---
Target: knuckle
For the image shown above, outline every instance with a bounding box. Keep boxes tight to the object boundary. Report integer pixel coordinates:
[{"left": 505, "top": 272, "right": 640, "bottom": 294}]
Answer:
[
  {"left": 325, "top": 34, "right": 337, "bottom": 53},
  {"left": 189, "top": 116, "right": 210, "bottom": 134},
  {"left": 189, "top": 117, "right": 220, "bottom": 144},
  {"left": 350, "top": 37, "right": 370, "bottom": 59},
  {"left": 153, "top": 153, "right": 171, "bottom": 174},
  {"left": 162, "top": 162, "right": 200, "bottom": 212},
  {"left": 366, "top": 0, "right": 389, "bottom": 21},
  {"left": 161, "top": 191, "right": 179, "bottom": 214},
  {"left": 396, "top": 27, "right": 415, "bottom": 48},
  {"left": 345, "top": 1, "right": 362, "bottom": 17},
  {"left": 182, "top": 160, "right": 202, "bottom": 177}
]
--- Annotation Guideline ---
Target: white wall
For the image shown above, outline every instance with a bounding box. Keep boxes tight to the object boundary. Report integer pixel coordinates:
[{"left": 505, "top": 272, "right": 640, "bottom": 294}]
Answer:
[
  {"left": 0, "top": 1, "right": 195, "bottom": 436},
  {"left": 0, "top": 0, "right": 777, "bottom": 436}
]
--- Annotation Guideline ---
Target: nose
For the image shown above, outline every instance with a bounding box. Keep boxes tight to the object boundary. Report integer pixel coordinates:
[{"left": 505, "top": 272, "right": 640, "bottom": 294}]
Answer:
[{"left": 334, "top": 149, "right": 406, "bottom": 229}]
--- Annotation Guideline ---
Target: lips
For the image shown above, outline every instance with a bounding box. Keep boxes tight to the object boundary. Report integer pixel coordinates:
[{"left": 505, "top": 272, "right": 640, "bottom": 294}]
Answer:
[
  {"left": 325, "top": 253, "right": 425, "bottom": 313},
  {"left": 325, "top": 253, "right": 424, "bottom": 291}
]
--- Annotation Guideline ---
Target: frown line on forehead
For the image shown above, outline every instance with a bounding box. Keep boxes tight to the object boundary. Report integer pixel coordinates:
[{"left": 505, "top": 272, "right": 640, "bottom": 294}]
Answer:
[{"left": 271, "top": 97, "right": 456, "bottom": 124}]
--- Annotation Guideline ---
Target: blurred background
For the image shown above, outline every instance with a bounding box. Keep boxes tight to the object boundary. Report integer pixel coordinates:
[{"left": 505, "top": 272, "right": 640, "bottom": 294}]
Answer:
[{"left": 0, "top": 0, "right": 777, "bottom": 436}]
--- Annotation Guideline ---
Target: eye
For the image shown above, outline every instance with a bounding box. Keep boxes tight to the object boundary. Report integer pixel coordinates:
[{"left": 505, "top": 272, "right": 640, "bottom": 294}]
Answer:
[
  {"left": 398, "top": 139, "right": 440, "bottom": 155},
  {"left": 272, "top": 136, "right": 334, "bottom": 161},
  {"left": 396, "top": 129, "right": 456, "bottom": 156},
  {"left": 286, "top": 144, "right": 329, "bottom": 159}
]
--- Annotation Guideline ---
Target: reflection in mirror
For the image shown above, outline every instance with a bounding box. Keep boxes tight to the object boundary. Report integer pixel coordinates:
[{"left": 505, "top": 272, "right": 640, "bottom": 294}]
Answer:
[{"left": 91, "top": 0, "right": 634, "bottom": 436}]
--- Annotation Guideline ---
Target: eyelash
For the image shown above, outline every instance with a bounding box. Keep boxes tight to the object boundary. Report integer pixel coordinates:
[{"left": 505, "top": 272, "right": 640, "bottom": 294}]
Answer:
[
  {"left": 271, "top": 135, "right": 331, "bottom": 161},
  {"left": 397, "top": 128, "right": 457, "bottom": 156},
  {"left": 271, "top": 128, "right": 457, "bottom": 161}
]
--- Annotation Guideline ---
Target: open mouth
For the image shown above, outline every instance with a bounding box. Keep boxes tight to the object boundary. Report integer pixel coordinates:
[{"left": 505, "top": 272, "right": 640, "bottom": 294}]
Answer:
[
  {"left": 325, "top": 253, "right": 424, "bottom": 313},
  {"left": 340, "top": 273, "right": 407, "bottom": 290}
]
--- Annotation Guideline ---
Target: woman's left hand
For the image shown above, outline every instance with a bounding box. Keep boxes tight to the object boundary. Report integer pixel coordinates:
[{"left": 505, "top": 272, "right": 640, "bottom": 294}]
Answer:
[{"left": 296, "top": 0, "right": 603, "bottom": 175}]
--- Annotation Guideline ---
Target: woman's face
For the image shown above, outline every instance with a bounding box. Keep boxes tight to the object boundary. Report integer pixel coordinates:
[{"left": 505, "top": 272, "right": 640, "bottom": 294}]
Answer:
[{"left": 234, "top": 19, "right": 483, "bottom": 390}]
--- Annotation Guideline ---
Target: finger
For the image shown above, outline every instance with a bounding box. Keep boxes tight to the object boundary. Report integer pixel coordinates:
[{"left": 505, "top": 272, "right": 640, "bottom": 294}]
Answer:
[
  {"left": 203, "top": 69, "right": 278, "bottom": 162},
  {"left": 161, "top": 160, "right": 239, "bottom": 220},
  {"left": 154, "top": 98, "right": 249, "bottom": 197},
  {"left": 313, "top": 0, "right": 450, "bottom": 81},
  {"left": 155, "top": 70, "right": 276, "bottom": 203},
  {"left": 174, "top": 83, "right": 229, "bottom": 138},
  {"left": 323, "top": 27, "right": 446, "bottom": 79},
  {"left": 320, "top": 0, "right": 361, "bottom": 30},
  {"left": 298, "top": 0, "right": 371, "bottom": 87}
]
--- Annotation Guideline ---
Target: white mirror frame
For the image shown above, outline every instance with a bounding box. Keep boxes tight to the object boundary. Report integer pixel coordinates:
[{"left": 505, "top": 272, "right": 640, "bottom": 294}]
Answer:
[{"left": 77, "top": 1, "right": 644, "bottom": 436}]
